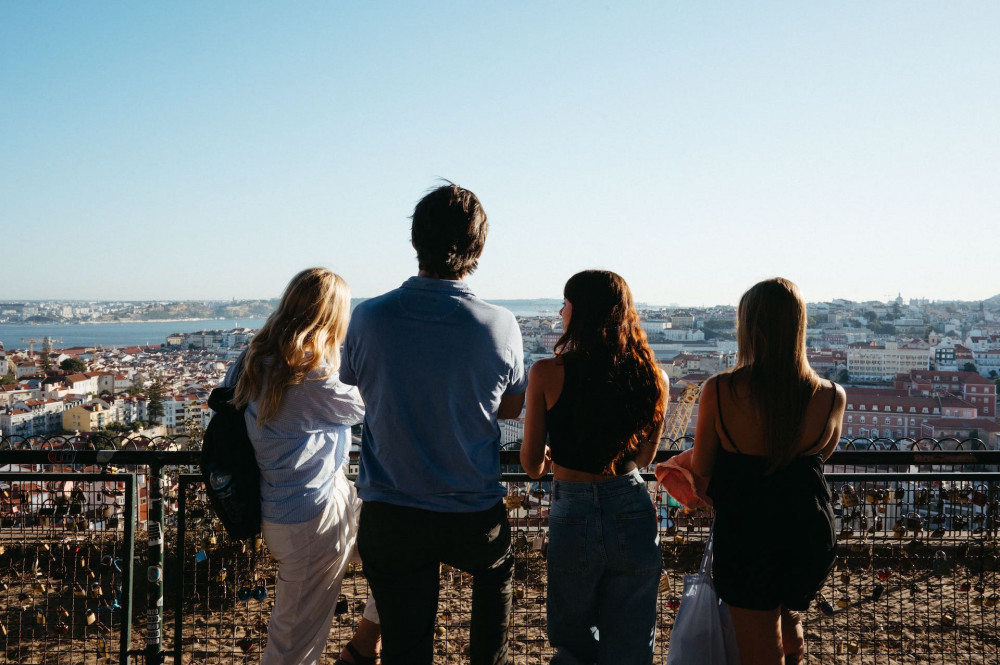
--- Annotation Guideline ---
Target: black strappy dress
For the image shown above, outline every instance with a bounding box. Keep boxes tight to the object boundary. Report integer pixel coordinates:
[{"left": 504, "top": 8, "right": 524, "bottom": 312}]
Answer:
[{"left": 705, "top": 381, "right": 838, "bottom": 611}]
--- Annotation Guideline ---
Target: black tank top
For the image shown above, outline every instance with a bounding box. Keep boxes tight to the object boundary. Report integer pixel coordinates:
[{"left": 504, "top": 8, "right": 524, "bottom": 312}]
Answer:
[{"left": 545, "top": 357, "right": 631, "bottom": 474}]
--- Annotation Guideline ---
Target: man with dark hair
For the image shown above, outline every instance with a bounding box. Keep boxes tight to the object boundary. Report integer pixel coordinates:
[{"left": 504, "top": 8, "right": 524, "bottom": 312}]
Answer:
[{"left": 341, "top": 183, "right": 526, "bottom": 665}]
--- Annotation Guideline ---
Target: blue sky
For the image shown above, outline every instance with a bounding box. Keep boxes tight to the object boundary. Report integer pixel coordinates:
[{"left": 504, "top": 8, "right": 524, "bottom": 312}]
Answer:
[{"left": 2, "top": 2, "right": 998, "bottom": 306}]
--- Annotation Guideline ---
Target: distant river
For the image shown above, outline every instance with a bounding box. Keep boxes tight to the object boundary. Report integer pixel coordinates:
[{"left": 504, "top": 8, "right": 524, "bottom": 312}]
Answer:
[
  {"left": 0, "top": 299, "right": 561, "bottom": 351},
  {"left": 0, "top": 319, "right": 268, "bottom": 351}
]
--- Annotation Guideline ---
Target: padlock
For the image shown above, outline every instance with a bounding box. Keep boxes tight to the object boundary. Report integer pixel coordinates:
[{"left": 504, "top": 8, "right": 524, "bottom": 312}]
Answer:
[
  {"left": 960, "top": 581, "right": 972, "bottom": 592},
  {"left": 434, "top": 625, "right": 446, "bottom": 637},
  {"left": 85, "top": 609, "right": 97, "bottom": 625},
  {"left": 666, "top": 596, "right": 680, "bottom": 611},
  {"left": 872, "top": 584, "right": 885, "bottom": 601},
  {"left": 973, "top": 594, "right": 985, "bottom": 607},
  {"left": 916, "top": 488, "right": 930, "bottom": 505},
  {"left": 976, "top": 583, "right": 987, "bottom": 594},
  {"left": 839, "top": 570, "right": 851, "bottom": 584},
  {"left": 206, "top": 531, "right": 218, "bottom": 550},
  {"left": 505, "top": 495, "right": 522, "bottom": 511},
  {"left": 514, "top": 531, "right": 528, "bottom": 549},
  {"left": 878, "top": 488, "right": 890, "bottom": 504},
  {"left": 933, "top": 551, "right": 952, "bottom": 576},
  {"left": 54, "top": 620, "right": 70, "bottom": 634},
  {"left": 842, "top": 485, "right": 858, "bottom": 507},
  {"left": 214, "top": 568, "right": 227, "bottom": 583},
  {"left": 33, "top": 581, "right": 46, "bottom": 594},
  {"left": 90, "top": 582, "right": 103, "bottom": 598},
  {"left": 835, "top": 639, "right": 844, "bottom": 654},
  {"left": 58, "top": 606, "right": 70, "bottom": 619},
  {"left": 441, "top": 609, "right": 452, "bottom": 622},
  {"left": 237, "top": 638, "right": 255, "bottom": 653},
  {"left": 972, "top": 486, "right": 989, "bottom": 507},
  {"left": 673, "top": 534, "right": 687, "bottom": 545},
  {"left": 252, "top": 582, "right": 268, "bottom": 601},
  {"left": 531, "top": 532, "right": 547, "bottom": 552},
  {"left": 956, "top": 491, "right": 971, "bottom": 505},
  {"left": 238, "top": 586, "right": 253, "bottom": 603},
  {"left": 335, "top": 594, "right": 349, "bottom": 615},
  {"left": 987, "top": 594, "right": 1000, "bottom": 608},
  {"left": 514, "top": 584, "right": 526, "bottom": 601},
  {"left": 866, "top": 489, "right": 878, "bottom": 504},
  {"left": 876, "top": 568, "right": 893, "bottom": 581},
  {"left": 839, "top": 526, "right": 855, "bottom": 539},
  {"left": 34, "top": 609, "right": 46, "bottom": 626},
  {"left": 816, "top": 593, "right": 834, "bottom": 616},
  {"left": 932, "top": 526, "right": 946, "bottom": 539},
  {"left": 893, "top": 487, "right": 905, "bottom": 502},
  {"left": 942, "top": 611, "right": 956, "bottom": 626},
  {"left": 195, "top": 550, "right": 208, "bottom": 563},
  {"left": 658, "top": 574, "right": 671, "bottom": 594},
  {"left": 905, "top": 512, "right": 922, "bottom": 533},
  {"left": 847, "top": 640, "right": 859, "bottom": 654},
  {"left": 835, "top": 594, "right": 850, "bottom": 609}
]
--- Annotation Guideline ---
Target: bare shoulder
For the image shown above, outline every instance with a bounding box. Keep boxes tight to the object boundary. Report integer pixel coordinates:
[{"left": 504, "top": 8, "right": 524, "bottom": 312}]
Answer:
[
  {"left": 528, "top": 356, "right": 562, "bottom": 383},
  {"left": 817, "top": 379, "right": 847, "bottom": 411}
]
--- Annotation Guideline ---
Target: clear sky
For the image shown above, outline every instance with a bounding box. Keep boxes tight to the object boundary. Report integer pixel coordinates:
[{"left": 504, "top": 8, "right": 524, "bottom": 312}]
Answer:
[{"left": 2, "top": 2, "right": 998, "bottom": 306}]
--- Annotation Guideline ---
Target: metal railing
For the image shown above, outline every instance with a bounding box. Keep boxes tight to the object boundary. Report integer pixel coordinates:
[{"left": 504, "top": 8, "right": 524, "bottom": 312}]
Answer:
[{"left": 1, "top": 435, "right": 999, "bottom": 664}]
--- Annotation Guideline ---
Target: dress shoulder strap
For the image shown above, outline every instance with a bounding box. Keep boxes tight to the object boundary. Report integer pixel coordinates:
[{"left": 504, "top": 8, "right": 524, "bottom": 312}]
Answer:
[{"left": 715, "top": 376, "right": 742, "bottom": 454}]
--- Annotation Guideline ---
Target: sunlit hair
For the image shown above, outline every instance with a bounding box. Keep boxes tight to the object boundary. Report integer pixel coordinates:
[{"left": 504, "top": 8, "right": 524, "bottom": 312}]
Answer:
[
  {"left": 553, "top": 270, "right": 667, "bottom": 474},
  {"left": 232, "top": 268, "right": 351, "bottom": 424},
  {"left": 726, "top": 277, "right": 821, "bottom": 472},
  {"left": 410, "top": 182, "right": 488, "bottom": 279}
]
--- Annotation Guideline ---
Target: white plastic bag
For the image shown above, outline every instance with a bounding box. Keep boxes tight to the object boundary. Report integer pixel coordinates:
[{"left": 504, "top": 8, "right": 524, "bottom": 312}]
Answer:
[{"left": 666, "top": 527, "right": 741, "bottom": 665}]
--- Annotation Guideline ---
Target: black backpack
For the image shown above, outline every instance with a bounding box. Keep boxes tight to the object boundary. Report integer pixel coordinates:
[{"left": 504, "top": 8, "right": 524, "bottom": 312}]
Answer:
[{"left": 200, "top": 355, "right": 261, "bottom": 540}]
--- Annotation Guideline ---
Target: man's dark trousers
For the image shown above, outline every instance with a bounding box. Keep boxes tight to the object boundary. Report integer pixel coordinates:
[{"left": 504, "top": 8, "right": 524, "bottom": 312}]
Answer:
[{"left": 358, "top": 499, "right": 514, "bottom": 665}]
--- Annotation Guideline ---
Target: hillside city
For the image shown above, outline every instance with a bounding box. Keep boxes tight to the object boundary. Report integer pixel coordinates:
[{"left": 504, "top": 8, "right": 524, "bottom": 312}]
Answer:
[{"left": 2, "top": 294, "right": 999, "bottom": 448}]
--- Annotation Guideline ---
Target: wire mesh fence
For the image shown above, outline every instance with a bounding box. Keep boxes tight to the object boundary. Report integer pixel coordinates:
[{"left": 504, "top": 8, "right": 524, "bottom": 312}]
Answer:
[{"left": 2, "top": 436, "right": 1000, "bottom": 663}]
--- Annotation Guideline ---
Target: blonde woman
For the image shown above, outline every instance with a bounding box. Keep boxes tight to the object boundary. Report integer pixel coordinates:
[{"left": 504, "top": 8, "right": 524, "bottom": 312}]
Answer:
[
  {"left": 228, "top": 268, "right": 379, "bottom": 665},
  {"left": 691, "top": 278, "right": 845, "bottom": 665}
]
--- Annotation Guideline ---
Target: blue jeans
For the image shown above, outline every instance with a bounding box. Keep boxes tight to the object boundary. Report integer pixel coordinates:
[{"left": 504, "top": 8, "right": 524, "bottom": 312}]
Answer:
[{"left": 546, "top": 470, "right": 661, "bottom": 665}]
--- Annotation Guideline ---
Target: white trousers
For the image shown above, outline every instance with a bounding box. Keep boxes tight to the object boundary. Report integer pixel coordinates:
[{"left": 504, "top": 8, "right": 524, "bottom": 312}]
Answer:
[{"left": 260, "top": 470, "right": 378, "bottom": 665}]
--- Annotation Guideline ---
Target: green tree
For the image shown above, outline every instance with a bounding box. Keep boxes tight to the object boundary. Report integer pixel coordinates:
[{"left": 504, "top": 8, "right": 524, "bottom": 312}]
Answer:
[
  {"left": 962, "top": 362, "right": 977, "bottom": 373},
  {"left": 60, "top": 357, "right": 87, "bottom": 372},
  {"left": 1, "top": 369, "right": 15, "bottom": 385},
  {"left": 39, "top": 349, "right": 53, "bottom": 371},
  {"left": 838, "top": 369, "right": 850, "bottom": 383},
  {"left": 147, "top": 381, "right": 165, "bottom": 424}
]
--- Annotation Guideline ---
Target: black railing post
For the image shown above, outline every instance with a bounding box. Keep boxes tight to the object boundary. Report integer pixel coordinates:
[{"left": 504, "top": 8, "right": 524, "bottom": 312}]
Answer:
[
  {"left": 120, "top": 473, "right": 137, "bottom": 665},
  {"left": 145, "top": 463, "right": 166, "bottom": 665},
  {"left": 173, "top": 477, "right": 188, "bottom": 665}
]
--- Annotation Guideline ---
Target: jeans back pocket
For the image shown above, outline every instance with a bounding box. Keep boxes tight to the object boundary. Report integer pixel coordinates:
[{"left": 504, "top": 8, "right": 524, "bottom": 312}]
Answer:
[{"left": 547, "top": 516, "right": 589, "bottom": 574}]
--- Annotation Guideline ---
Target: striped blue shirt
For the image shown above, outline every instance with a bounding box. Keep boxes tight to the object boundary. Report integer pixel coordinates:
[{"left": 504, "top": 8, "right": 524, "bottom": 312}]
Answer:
[{"left": 223, "top": 357, "right": 364, "bottom": 524}]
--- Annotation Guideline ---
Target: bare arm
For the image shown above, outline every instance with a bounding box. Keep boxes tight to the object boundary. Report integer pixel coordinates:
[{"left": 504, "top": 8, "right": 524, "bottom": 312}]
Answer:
[
  {"left": 498, "top": 391, "right": 525, "bottom": 420},
  {"left": 519, "top": 362, "right": 553, "bottom": 479},
  {"left": 634, "top": 372, "right": 669, "bottom": 468},
  {"left": 820, "top": 383, "right": 848, "bottom": 460},
  {"left": 691, "top": 376, "right": 720, "bottom": 479}
]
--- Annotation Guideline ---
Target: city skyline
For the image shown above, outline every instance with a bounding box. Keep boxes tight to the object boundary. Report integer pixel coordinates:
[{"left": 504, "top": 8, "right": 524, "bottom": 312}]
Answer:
[{"left": 3, "top": 3, "right": 998, "bottom": 305}]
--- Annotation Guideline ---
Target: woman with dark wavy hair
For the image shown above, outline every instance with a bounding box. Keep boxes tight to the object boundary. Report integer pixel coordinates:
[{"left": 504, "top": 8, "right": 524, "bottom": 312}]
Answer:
[
  {"left": 521, "top": 269, "right": 668, "bottom": 664},
  {"left": 691, "top": 277, "right": 845, "bottom": 665}
]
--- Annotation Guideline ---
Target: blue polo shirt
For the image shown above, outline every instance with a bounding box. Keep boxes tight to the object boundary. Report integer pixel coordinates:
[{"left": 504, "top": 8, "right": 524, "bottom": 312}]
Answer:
[{"left": 340, "top": 276, "right": 527, "bottom": 512}]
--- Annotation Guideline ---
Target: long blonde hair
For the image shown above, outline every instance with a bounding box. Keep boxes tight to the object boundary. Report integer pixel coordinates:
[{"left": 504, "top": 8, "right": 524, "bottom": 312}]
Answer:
[
  {"left": 232, "top": 268, "right": 351, "bottom": 423},
  {"left": 727, "top": 277, "right": 821, "bottom": 471}
]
